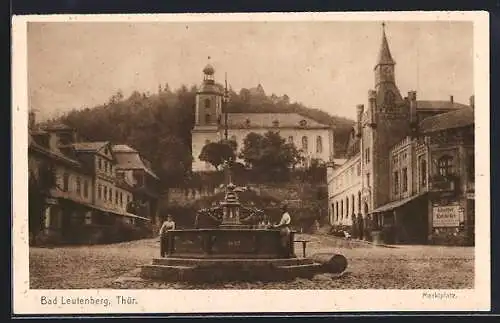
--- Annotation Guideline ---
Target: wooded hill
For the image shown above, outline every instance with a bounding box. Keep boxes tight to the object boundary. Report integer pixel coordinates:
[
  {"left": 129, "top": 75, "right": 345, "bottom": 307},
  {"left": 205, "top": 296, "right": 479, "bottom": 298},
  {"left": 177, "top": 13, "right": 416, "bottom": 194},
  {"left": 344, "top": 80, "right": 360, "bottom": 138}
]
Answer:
[{"left": 46, "top": 84, "right": 354, "bottom": 186}]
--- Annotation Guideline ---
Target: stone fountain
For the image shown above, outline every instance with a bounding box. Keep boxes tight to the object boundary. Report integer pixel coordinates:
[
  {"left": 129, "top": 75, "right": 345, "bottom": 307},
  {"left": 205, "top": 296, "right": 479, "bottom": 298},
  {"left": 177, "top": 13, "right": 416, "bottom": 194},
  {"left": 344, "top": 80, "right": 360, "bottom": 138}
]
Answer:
[{"left": 141, "top": 176, "right": 347, "bottom": 283}]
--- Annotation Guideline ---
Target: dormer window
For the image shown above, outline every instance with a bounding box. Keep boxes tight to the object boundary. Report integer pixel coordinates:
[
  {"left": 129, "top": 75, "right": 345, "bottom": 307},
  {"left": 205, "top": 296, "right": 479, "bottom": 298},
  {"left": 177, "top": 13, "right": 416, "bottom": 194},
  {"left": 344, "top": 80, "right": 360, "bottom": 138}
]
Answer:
[{"left": 299, "top": 119, "right": 307, "bottom": 127}]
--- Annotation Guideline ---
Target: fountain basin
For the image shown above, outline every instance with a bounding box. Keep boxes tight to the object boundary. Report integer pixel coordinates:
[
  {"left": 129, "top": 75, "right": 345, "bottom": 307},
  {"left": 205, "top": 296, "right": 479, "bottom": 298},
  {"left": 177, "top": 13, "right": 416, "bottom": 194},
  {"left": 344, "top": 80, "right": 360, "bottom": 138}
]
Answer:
[{"left": 162, "top": 228, "right": 295, "bottom": 259}]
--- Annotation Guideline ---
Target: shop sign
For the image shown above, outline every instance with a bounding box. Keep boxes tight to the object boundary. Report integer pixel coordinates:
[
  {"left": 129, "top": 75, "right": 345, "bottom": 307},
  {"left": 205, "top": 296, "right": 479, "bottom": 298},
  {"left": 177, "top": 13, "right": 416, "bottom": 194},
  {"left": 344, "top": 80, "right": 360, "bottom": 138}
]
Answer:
[{"left": 433, "top": 205, "right": 460, "bottom": 227}]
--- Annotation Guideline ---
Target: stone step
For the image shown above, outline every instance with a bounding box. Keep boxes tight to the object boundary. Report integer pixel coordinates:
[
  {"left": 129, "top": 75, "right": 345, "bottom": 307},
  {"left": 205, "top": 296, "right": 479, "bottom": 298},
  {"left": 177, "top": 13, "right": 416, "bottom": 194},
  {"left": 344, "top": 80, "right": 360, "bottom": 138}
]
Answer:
[{"left": 140, "top": 264, "right": 195, "bottom": 281}]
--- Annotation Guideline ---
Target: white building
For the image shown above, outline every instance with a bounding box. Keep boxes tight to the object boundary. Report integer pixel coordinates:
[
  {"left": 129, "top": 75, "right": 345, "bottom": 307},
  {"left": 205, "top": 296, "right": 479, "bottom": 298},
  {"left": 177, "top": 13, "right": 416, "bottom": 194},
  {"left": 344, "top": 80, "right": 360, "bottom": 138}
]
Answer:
[{"left": 191, "top": 64, "right": 335, "bottom": 172}]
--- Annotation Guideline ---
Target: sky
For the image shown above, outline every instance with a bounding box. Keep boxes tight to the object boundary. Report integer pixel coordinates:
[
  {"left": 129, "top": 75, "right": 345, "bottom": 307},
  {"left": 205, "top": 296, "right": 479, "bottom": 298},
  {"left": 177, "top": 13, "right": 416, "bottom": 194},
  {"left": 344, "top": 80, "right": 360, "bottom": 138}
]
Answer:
[{"left": 27, "top": 20, "right": 473, "bottom": 121}]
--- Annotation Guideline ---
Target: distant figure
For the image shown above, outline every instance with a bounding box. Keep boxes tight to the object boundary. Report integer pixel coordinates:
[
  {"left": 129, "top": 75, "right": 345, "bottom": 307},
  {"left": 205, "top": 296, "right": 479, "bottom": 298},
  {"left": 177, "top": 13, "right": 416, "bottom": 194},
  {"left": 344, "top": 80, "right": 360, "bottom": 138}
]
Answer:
[
  {"left": 273, "top": 204, "right": 292, "bottom": 257},
  {"left": 159, "top": 214, "right": 176, "bottom": 257},
  {"left": 343, "top": 230, "right": 352, "bottom": 240}
]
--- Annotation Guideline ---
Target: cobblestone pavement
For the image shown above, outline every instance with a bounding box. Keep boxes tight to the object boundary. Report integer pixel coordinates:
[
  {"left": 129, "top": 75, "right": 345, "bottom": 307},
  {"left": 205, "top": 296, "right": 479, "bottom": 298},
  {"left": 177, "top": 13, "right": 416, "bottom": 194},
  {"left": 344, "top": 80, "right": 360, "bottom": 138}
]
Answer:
[{"left": 29, "top": 234, "right": 474, "bottom": 289}]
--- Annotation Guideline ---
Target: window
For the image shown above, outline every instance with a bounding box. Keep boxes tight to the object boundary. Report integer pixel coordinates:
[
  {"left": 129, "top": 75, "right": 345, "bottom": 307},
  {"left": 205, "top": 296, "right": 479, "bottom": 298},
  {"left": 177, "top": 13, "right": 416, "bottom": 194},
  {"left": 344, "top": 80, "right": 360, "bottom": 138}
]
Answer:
[
  {"left": 365, "top": 147, "right": 371, "bottom": 164},
  {"left": 83, "top": 180, "right": 89, "bottom": 198},
  {"left": 98, "top": 158, "right": 103, "bottom": 170},
  {"left": 402, "top": 168, "right": 408, "bottom": 192},
  {"left": 340, "top": 200, "right": 344, "bottom": 219},
  {"left": 420, "top": 159, "right": 427, "bottom": 187},
  {"left": 351, "top": 194, "right": 355, "bottom": 215},
  {"left": 358, "top": 191, "right": 362, "bottom": 213},
  {"left": 115, "top": 191, "right": 119, "bottom": 204},
  {"left": 98, "top": 184, "right": 102, "bottom": 200},
  {"left": 204, "top": 98, "right": 210, "bottom": 109},
  {"left": 109, "top": 188, "right": 113, "bottom": 202},
  {"left": 104, "top": 186, "right": 108, "bottom": 201},
  {"left": 302, "top": 136, "right": 308, "bottom": 151},
  {"left": 384, "top": 90, "right": 395, "bottom": 106},
  {"left": 205, "top": 114, "right": 211, "bottom": 124},
  {"left": 393, "top": 171, "right": 399, "bottom": 195},
  {"left": 63, "top": 173, "right": 69, "bottom": 191},
  {"left": 356, "top": 163, "right": 361, "bottom": 176},
  {"left": 468, "top": 154, "right": 475, "bottom": 182},
  {"left": 120, "top": 192, "right": 123, "bottom": 206},
  {"left": 288, "top": 136, "right": 294, "bottom": 144},
  {"left": 316, "top": 136, "right": 323, "bottom": 154},
  {"left": 335, "top": 201, "right": 339, "bottom": 221},
  {"left": 366, "top": 172, "right": 371, "bottom": 187},
  {"left": 346, "top": 197, "right": 349, "bottom": 218},
  {"left": 84, "top": 212, "right": 92, "bottom": 225},
  {"left": 438, "top": 155, "right": 454, "bottom": 177},
  {"left": 76, "top": 176, "right": 81, "bottom": 194}
]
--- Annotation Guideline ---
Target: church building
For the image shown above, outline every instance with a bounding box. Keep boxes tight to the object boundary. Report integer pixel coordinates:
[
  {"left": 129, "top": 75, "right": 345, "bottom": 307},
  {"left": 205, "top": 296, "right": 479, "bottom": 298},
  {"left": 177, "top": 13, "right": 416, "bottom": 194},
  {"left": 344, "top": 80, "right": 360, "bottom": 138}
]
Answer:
[
  {"left": 327, "top": 24, "right": 474, "bottom": 246},
  {"left": 191, "top": 64, "right": 335, "bottom": 172}
]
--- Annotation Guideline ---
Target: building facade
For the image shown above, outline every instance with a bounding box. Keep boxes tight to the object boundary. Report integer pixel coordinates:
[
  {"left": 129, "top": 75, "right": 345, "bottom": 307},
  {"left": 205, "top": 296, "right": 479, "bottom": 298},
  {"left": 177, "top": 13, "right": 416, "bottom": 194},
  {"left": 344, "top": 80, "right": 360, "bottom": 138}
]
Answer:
[
  {"left": 326, "top": 24, "right": 474, "bottom": 245},
  {"left": 28, "top": 117, "right": 156, "bottom": 244},
  {"left": 191, "top": 65, "right": 335, "bottom": 172},
  {"left": 112, "top": 144, "right": 161, "bottom": 225}
]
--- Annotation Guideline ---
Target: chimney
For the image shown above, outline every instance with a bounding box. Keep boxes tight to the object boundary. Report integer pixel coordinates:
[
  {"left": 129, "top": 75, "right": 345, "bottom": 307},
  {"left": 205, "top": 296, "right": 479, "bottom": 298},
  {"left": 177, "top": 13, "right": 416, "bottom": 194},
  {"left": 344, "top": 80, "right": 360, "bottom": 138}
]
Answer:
[
  {"left": 356, "top": 104, "right": 364, "bottom": 137},
  {"left": 469, "top": 95, "right": 475, "bottom": 109},
  {"left": 368, "top": 90, "right": 377, "bottom": 126},
  {"left": 450, "top": 95, "right": 454, "bottom": 104},
  {"left": 409, "top": 91, "right": 417, "bottom": 125}
]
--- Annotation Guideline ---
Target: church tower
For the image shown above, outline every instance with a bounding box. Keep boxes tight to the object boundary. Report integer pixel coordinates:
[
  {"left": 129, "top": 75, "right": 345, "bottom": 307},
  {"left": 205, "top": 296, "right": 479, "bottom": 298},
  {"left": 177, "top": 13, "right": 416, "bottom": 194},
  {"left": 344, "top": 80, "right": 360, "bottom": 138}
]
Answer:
[
  {"left": 361, "top": 23, "right": 411, "bottom": 216},
  {"left": 191, "top": 62, "right": 224, "bottom": 172}
]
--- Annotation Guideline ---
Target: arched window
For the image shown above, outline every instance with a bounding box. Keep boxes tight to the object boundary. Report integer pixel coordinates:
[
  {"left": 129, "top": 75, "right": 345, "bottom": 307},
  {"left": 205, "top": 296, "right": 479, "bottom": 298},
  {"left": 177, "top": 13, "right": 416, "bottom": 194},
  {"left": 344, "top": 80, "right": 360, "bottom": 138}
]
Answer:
[
  {"left": 340, "top": 200, "right": 344, "bottom": 219},
  {"left": 63, "top": 172, "right": 70, "bottom": 192},
  {"left": 351, "top": 194, "right": 355, "bottom": 215},
  {"left": 335, "top": 201, "right": 339, "bottom": 221},
  {"left": 384, "top": 90, "right": 395, "bottom": 106},
  {"left": 346, "top": 197, "right": 349, "bottom": 218},
  {"left": 358, "top": 191, "right": 362, "bottom": 214},
  {"left": 302, "top": 136, "right": 308, "bottom": 151},
  {"left": 316, "top": 136, "right": 323, "bottom": 154},
  {"left": 205, "top": 114, "right": 211, "bottom": 124},
  {"left": 420, "top": 159, "right": 427, "bottom": 186},
  {"left": 204, "top": 98, "right": 211, "bottom": 109},
  {"left": 438, "top": 155, "right": 454, "bottom": 177}
]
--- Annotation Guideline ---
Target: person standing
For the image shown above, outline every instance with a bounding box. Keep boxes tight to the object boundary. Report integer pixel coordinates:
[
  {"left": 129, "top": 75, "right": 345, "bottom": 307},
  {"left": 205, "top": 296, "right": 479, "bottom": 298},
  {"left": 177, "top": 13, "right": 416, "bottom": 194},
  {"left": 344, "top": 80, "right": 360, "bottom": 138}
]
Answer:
[
  {"left": 273, "top": 204, "right": 292, "bottom": 258},
  {"left": 159, "top": 214, "right": 176, "bottom": 257}
]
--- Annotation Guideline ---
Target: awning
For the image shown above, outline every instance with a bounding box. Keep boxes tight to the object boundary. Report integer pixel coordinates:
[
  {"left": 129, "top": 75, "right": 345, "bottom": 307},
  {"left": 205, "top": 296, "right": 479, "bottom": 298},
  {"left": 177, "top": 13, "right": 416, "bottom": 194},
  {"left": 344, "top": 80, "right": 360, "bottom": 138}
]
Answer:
[
  {"left": 53, "top": 195, "right": 150, "bottom": 221},
  {"left": 87, "top": 204, "right": 151, "bottom": 221},
  {"left": 371, "top": 191, "right": 428, "bottom": 214}
]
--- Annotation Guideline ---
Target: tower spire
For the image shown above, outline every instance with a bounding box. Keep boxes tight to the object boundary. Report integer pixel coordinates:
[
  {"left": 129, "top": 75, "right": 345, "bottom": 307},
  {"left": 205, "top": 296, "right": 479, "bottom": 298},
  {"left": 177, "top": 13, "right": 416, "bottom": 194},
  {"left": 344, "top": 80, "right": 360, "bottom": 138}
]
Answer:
[{"left": 376, "top": 22, "right": 395, "bottom": 66}]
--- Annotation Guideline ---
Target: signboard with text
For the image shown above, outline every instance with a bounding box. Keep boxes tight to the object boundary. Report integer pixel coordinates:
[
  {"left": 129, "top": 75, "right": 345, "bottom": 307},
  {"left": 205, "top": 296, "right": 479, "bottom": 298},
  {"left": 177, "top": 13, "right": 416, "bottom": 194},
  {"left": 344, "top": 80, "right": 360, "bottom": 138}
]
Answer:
[{"left": 432, "top": 205, "right": 460, "bottom": 227}]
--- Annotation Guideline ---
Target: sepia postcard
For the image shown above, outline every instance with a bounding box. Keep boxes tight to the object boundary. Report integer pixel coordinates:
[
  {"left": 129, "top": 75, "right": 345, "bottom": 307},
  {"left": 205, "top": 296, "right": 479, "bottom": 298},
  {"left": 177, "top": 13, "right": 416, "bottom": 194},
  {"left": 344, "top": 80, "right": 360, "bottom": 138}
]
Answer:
[{"left": 12, "top": 11, "right": 490, "bottom": 315}]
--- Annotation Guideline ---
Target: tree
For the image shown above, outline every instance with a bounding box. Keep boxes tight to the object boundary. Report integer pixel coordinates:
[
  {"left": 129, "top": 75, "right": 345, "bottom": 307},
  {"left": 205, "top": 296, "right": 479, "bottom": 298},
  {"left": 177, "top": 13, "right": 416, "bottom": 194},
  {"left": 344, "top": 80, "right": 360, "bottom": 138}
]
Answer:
[
  {"left": 239, "top": 131, "right": 302, "bottom": 181},
  {"left": 199, "top": 140, "right": 237, "bottom": 171}
]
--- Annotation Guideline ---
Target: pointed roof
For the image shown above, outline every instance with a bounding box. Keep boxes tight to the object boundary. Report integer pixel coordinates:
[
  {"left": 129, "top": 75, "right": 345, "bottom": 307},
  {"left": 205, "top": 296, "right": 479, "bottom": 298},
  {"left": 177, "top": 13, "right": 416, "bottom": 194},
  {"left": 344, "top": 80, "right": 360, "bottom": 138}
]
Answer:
[{"left": 376, "top": 23, "right": 395, "bottom": 66}]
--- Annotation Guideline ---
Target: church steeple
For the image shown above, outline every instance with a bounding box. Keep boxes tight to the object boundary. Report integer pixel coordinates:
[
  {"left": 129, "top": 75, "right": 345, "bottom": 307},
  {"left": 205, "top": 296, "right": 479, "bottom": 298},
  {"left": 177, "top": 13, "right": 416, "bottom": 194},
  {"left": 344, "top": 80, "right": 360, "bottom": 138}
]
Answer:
[
  {"left": 376, "top": 22, "right": 395, "bottom": 66},
  {"left": 374, "top": 22, "right": 396, "bottom": 88}
]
